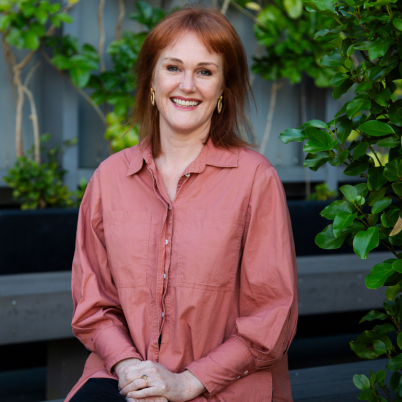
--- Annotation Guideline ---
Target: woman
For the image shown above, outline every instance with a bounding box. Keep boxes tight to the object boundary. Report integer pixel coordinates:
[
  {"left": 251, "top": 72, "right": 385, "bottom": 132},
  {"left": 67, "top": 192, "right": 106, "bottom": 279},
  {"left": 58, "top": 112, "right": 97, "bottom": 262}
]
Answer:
[{"left": 66, "top": 6, "right": 298, "bottom": 402}]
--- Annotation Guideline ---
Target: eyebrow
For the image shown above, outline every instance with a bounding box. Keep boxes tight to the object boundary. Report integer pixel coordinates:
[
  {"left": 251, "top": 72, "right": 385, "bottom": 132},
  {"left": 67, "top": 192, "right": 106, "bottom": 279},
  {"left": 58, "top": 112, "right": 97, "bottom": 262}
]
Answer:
[{"left": 163, "top": 57, "right": 218, "bottom": 68}]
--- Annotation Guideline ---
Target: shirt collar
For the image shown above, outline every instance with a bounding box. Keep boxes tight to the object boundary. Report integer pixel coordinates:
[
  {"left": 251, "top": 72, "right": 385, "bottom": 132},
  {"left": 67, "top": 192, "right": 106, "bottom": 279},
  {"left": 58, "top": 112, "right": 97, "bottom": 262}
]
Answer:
[{"left": 126, "top": 136, "right": 238, "bottom": 177}]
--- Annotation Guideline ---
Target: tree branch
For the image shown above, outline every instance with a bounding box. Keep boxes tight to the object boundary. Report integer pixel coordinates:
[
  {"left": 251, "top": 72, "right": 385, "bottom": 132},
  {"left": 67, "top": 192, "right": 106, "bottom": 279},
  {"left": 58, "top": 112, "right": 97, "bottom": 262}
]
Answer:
[
  {"left": 116, "top": 0, "right": 125, "bottom": 40},
  {"left": 98, "top": 0, "right": 106, "bottom": 72}
]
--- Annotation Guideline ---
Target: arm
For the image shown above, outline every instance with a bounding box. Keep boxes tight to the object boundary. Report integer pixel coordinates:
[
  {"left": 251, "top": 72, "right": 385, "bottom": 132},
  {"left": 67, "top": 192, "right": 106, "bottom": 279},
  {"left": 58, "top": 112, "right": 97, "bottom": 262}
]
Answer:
[
  {"left": 71, "top": 168, "right": 143, "bottom": 374},
  {"left": 184, "top": 165, "right": 298, "bottom": 397}
]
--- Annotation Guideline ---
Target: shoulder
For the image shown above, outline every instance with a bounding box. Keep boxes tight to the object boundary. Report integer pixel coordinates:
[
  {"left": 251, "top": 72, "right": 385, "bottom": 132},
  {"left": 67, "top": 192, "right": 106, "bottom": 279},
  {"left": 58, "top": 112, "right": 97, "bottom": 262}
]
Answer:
[
  {"left": 237, "top": 146, "right": 277, "bottom": 181},
  {"left": 93, "top": 145, "right": 141, "bottom": 183}
]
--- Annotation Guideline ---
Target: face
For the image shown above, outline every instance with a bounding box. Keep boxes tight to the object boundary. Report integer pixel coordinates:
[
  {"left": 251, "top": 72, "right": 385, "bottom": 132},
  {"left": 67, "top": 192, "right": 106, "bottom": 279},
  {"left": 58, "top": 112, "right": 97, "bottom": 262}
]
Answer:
[{"left": 151, "top": 31, "right": 224, "bottom": 138}]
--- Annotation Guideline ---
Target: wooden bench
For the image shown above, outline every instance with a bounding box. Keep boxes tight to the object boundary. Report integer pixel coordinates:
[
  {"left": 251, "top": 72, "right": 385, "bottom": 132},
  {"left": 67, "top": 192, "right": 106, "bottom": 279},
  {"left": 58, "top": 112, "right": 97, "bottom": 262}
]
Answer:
[
  {"left": 42, "top": 359, "right": 394, "bottom": 402},
  {"left": 1, "top": 251, "right": 390, "bottom": 399}
]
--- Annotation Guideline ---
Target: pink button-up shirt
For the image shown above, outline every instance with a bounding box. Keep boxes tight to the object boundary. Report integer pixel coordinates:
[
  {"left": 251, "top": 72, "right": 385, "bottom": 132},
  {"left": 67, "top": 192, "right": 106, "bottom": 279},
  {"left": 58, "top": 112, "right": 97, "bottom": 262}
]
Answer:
[{"left": 65, "top": 136, "right": 298, "bottom": 402}]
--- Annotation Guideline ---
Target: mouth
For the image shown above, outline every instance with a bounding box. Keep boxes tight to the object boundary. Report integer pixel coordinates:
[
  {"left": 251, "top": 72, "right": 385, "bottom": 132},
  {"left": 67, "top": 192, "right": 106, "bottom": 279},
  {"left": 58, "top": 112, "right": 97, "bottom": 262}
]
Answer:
[{"left": 170, "top": 97, "right": 202, "bottom": 108}]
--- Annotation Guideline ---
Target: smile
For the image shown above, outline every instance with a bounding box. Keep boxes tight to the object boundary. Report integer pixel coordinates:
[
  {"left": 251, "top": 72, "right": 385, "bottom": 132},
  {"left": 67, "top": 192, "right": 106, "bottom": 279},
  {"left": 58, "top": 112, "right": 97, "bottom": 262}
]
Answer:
[{"left": 171, "top": 98, "right": 201, "bottom": 107}]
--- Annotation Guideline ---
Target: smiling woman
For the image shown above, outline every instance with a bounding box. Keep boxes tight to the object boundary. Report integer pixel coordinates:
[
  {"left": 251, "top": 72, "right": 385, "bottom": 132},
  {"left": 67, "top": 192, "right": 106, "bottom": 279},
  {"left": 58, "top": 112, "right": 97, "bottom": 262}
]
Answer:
[{"left": 65, "top": 5, "right": 298, "bottom": 402}]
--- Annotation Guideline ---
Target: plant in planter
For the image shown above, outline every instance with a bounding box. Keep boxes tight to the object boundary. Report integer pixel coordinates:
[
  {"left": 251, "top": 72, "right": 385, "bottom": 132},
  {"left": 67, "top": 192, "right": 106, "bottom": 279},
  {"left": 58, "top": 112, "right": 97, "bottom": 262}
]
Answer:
[
  {"left": 279, "top": 0, "right": 402, "bottom": 399},
  {"left": 3, "top": 134, "right": 79, "bottom": 209}
]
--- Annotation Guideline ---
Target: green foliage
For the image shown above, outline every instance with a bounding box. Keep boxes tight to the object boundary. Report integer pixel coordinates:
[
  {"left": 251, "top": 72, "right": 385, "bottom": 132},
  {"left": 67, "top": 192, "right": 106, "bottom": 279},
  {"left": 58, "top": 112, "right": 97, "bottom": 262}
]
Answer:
[
  {"left": 278, "top": 0, "right": 402, "bottom": 399},
  {"left": 250, "top": 0, "right": 338, "bottom": 86},
  {"left": 309, "top": 182, "right": 338, "bottom": 200},
  {"left": 0, "top": 0, "right": 67, "bottom": 51},
  {"left": 2, "top": 135, "right": 80, "bottom": 209}
]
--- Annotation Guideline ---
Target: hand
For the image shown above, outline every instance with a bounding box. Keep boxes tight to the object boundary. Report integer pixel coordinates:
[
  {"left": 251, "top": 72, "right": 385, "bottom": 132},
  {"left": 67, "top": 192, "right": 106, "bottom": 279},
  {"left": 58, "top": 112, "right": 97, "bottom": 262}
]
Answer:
[
  {"left": 126, "top": 397, "right": 168, "bottom": 402},
  {"left": 113, "top": 358, "right": 142, "bottom": 390},
  {"left": 119, "top": 360, "right": 206, "bottom": 402}
]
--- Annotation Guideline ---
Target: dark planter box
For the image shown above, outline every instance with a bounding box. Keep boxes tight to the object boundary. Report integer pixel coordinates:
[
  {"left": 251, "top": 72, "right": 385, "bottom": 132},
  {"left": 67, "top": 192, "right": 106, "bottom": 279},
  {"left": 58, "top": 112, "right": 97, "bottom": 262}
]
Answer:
[
  {"left": 288, "top": 199, "right": 388, "bottom": 256},
  {"left": 0, "top": 209, "right": 79, "bottom": 275},
  {"left": 0, "top": 200, "right": 385, "bottom": 275}
]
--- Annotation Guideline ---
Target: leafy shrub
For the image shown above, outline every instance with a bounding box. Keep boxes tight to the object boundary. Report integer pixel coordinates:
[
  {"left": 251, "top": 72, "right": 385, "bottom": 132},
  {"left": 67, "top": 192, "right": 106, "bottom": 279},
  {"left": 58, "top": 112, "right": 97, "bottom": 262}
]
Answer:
[{"left": 280, "top": 0, "right": 402, "bottom": 399}]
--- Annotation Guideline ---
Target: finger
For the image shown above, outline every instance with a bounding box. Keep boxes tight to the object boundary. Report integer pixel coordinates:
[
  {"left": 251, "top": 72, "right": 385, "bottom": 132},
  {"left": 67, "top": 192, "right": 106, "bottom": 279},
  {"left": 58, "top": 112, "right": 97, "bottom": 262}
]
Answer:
[
  {"left": 120, "top": 378, "right": 148, "bottom": 396},
  {"left": 127, "top": 386, "right": 160, "bottom": 400}
]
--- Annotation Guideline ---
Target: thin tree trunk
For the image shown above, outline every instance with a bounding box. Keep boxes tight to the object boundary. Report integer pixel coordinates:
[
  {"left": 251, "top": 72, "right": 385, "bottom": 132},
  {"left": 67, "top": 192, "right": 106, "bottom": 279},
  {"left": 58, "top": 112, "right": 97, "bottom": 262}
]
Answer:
[
  {"left": 221, "top": 0, "right": 231, "bottom": 15},
  {"left": 116, "top": 0, "right": 125, "bottom": 40},
  {"left": 98, "top": 0, "right": 106, "bottom": 73},
  {"left": 259, "top": 80, "right": 284, "bottom": 155},
  {"left": 15, "top": 81, "right": 24, "bottom": 157}
]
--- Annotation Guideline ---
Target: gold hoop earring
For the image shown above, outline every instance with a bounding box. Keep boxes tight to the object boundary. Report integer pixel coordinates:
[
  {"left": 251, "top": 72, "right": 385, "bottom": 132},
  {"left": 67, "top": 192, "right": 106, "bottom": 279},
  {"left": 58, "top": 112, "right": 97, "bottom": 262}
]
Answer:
[
  {"left": 217, "top": 95, "right": 223, "bottom": 113},
  {"left": 150, "top": 88, "right": 155, "bottom": 106}
]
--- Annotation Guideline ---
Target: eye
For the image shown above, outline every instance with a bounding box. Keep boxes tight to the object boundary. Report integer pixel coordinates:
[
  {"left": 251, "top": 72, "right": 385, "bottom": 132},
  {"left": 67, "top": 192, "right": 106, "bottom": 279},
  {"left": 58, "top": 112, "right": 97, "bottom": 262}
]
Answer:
[
  {"left": 199, "top": 69, "right": 212, "bottom": 76},
  {"left": 167, "top": 65, "right": 179, "bottom": 72}
]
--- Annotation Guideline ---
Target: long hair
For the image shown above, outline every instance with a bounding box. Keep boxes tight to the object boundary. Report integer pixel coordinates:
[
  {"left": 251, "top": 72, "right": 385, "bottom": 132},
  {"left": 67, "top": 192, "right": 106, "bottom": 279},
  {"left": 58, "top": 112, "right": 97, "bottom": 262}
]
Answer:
[{"left": 132, "top": 5, "right": 256, "bottom": 157}]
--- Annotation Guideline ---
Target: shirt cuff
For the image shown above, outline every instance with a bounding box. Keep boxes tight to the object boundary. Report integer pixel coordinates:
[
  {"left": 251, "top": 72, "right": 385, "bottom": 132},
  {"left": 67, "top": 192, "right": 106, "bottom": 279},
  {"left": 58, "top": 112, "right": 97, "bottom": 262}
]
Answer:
[
  {"left": 185, "top": 336, "right": 256, "bottom": 397},
  {"left": 93, "top": 325, "right": 143, "bottom": 375}
]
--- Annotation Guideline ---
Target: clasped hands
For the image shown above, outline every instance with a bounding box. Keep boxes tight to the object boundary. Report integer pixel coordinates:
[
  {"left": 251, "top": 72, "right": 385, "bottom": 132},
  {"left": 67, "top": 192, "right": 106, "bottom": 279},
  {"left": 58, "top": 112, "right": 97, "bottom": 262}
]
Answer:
[{"left": 114, "top": 358, "right": 206, "bottom": 402}]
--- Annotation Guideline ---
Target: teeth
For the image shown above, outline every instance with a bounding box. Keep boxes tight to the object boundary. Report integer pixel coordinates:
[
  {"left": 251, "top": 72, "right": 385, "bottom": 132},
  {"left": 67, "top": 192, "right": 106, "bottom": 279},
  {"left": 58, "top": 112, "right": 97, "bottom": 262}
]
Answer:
[{"left": 172, "top": 98, "right": 200, "bottom": 107}]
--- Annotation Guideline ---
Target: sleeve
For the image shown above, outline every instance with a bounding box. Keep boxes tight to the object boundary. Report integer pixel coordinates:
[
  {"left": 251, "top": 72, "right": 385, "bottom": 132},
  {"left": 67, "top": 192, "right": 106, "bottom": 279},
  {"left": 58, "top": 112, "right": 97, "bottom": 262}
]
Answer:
[
  {"left": 71, "top": 168, "right": 143, "bottom": 374},
  {"left": 185, "top": 165, "right": 298, "bottom": 397}
]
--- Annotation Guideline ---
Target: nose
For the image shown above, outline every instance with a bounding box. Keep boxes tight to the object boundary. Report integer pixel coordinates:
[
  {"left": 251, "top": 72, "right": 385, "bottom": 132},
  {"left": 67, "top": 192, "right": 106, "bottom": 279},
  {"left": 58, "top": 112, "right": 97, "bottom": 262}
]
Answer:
[{"left": 179, "top": 71, "right": 196, "bottom": 93}]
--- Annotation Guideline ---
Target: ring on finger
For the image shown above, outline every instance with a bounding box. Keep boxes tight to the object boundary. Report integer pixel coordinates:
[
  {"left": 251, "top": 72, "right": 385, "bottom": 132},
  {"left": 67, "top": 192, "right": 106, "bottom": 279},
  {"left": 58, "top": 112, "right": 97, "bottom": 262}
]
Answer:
[{"left": 141, "top": 374, "right": 148, "bottom": 388}]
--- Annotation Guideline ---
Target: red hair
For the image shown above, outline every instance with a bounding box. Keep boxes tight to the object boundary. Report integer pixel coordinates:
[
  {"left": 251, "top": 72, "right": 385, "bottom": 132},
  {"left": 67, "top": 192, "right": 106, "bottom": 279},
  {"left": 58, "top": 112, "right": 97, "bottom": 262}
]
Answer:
[{"left": 132, "top": 5, "right": 256, "bottom": 157}]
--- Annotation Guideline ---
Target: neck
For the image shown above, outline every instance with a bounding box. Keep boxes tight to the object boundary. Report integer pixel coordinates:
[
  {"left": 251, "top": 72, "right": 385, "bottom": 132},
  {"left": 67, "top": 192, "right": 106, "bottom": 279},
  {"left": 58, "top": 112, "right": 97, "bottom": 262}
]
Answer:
[{"left": 156, "top": 122, "right": 210, "bottom": 168}]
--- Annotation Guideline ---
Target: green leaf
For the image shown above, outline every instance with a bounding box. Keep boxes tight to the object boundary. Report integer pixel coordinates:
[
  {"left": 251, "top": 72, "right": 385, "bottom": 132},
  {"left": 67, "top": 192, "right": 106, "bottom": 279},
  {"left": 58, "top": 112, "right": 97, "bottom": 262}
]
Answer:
[
  {"left": 360, "top": 120, "right": 395, "bottom": 136},
  {"left": 384, "top": 158, "right": 402, "bottom": 182},
  {"left": 359, "top": 310, "right": 389, "bottom": 323},
  {"left": 51, "top": 54, "right": 71, "bottom": 70},
  {"left": 353, "top": 374, "right": 371, "bottom": 390},
  {"left": 316, "top": 224, "right": 348, "bottom": 249},
  {"left": 353, "top": 142, "right": 369, "bottom": 160},
  {"left": 354, "top": 226, "right": 379, "bottom": 259},
  {"left": 378, "top": 136, "right": 400, "bottom": 148},
  {"left": 368, "top": 166, "right": 388, "bottom": 190},
  {"left": 320, "top": 200, "right": 354, "bottom": 220},
  {"left": 340, "top": 184, "right": 358, "bottom": 202},
  {"left": 330, "top": 73, "right": 349, "bottom": 87},
  {"left": 303, "top": 127, "right": 336, "bottom": 152},
  {"left": 366, "top": 262, "right": 394, "bottom": 288},
  {"left": 372, "top": 88, "right": 392, "bottom": 107},
  {"left": 386, "top": 283, "right": 402, "bottom": 301},
  {"left": 303, "top": 152, "right": 331, "bottom": 171},
  {"left": 355, "top": 81, "right": 373, "bottom": 93},
  {"left": 329, "top": 149, "right": 349, "bottom": 166},
  {"left": 333, "top": 80, "right": 354, "bottom": 100},
  {"left": 393, "top": 260, "right": 402, "bottom": 273},
  {"left": 333, "top": 211, "right": 357, "bottom": 237},
  {"left": 369, "top": 188, "right": 386, "bottom": 206},
  {"left": 279, "top": 128, "right": 307, "bottom": 144},
  {"left": 344, "top": 161, "right": 370, "bottom": 176},
  {"left": 302, "top": 120, "right": 329, "bottom": 129},
  {"left": 22, "top": 30, "right": 39, "bottom": 50},
  {"left": 387, "top": 353, "right": 402, "bottom": 371},
  {"left": 372, "top": 197, "right": 392, "bottom": 214},
  {"left": 368, "top": 38, "right": 394, "bottom": 60},
  {"left": 70, "top": 68, "right": 91, "bottom": 88},
  {"left": 393, "top": 18, "right": 402, "bottom": 31},
  {"left": 0, "top": 14, "right": 11, "bottom": 32},
  {"left": 373, "top": 339, "right": 387, "bottom": 355},
  {"left": 389, "top": 100, "right": 402, "bottom": 127},
  {"left": 392, "top": 183, "right": 402, "bottom": 196},
  {"left": 346, "top": 97, "right": 371, "bottom": 119},
  {"left": 283, "top": 0, "right": 303, "bottom": 18},
  {"left": 337, "top": 116, "right": 353, "bottom": 143},
  {"left": 398, "top": 333, "right": 402, "bottom": 349},
  {"left": 374, "top": 323, "right": 396, "bottom": 333}
]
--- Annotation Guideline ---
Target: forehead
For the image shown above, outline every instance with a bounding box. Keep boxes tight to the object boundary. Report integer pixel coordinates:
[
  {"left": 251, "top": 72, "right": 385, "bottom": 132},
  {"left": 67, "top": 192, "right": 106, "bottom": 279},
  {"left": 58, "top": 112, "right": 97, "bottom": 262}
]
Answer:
[{"left": 158, "top": 31, "right": 222, "bottom": 64}]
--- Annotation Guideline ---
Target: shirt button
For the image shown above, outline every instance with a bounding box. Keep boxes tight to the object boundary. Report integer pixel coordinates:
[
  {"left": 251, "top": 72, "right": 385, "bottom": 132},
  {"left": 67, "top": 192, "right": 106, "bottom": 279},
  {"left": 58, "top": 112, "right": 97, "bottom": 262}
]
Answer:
[
  {"left": 164, "top": 274, "right": 166, "bottom": 279},
  {"left": 168, "top": 205, "right": 172, "bottom": 209},
  {"left": 244, "top": 371, "right": 248, "bottom": 375},
  {"left": 162, "top": 312, "right": 164, "bottom": 317},
  {"left": 185, "top": 173, "right": 190, "bottom": 177},
  {"left": 165, "top": 239, "right": 168, "bottom": 245},
  {"left": 237, "top": 376, "right": 241, "bottom": 379}
]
